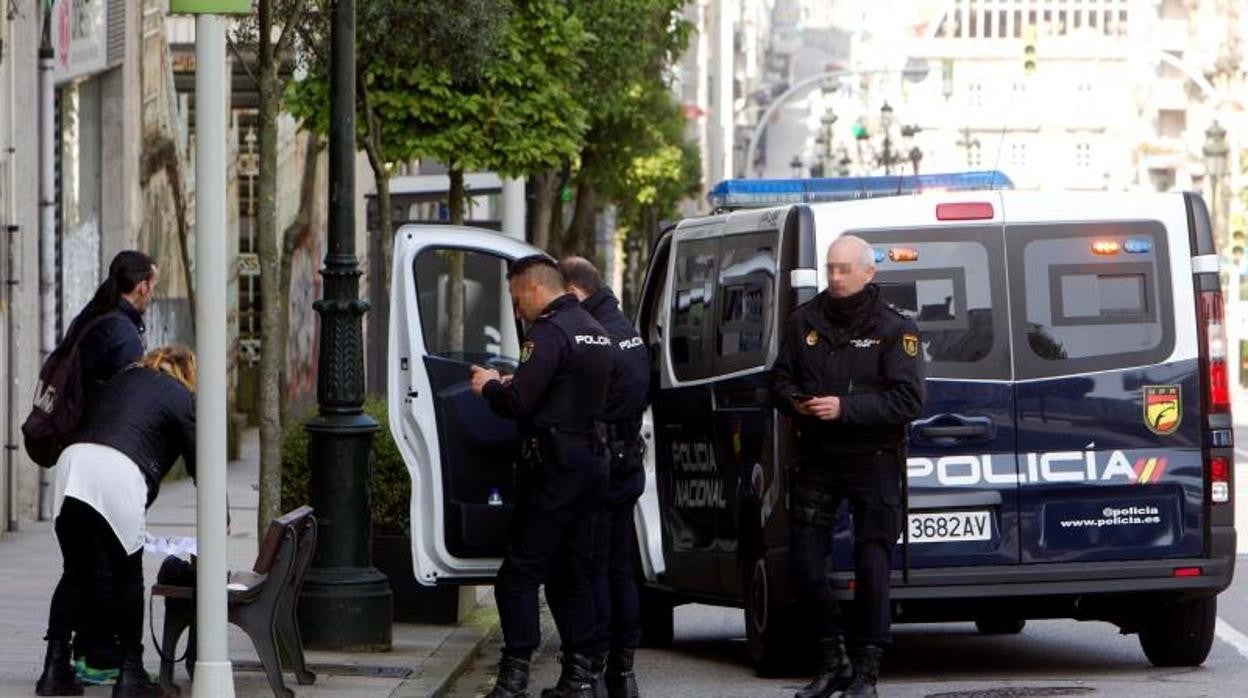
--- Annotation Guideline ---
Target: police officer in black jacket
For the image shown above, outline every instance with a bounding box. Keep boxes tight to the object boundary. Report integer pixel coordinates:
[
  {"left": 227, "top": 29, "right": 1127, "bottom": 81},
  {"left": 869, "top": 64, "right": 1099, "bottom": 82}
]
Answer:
[
  {"left": 471, "top": 255, "right": 613, "bottom": 698},
  {"left": 558, "top": 257, "right": 649, "bottom": 698},
  {"left": 771, "top": 235, "right": 925, "bottom": 698}
]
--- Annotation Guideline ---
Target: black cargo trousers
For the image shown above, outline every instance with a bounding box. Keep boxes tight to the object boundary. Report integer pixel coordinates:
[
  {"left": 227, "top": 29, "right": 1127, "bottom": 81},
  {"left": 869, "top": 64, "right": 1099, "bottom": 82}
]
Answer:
[
  {"left": 789, "top": 447, "right": 904, "bottom": 647},
  {"left": 497, "top": 431, "right": 608, "bottom": 659}
]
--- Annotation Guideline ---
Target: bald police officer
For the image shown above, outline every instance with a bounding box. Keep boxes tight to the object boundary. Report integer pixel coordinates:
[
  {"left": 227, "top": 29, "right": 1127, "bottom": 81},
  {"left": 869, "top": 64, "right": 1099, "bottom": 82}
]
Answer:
[
  {"left": 771, "top": 235, "right": 925, "bottom": 698},
  {"left": 471, "top": 255, "right": 612, "bottom": 698},
  {"left": 559, "top": 257, "right": 650, "bottom": 698}
]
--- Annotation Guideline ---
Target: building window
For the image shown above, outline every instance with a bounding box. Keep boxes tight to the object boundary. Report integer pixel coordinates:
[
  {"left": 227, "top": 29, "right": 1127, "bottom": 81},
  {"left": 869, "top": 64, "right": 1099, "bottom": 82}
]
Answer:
[
  {"left": 1075, "top": 142, "right": 1093, "bottom": 169},
  {"left": 968, "top": 83, "right": 984, "bottom": 109},
  {"left": 968, "top": 142, "right": 983, "bottom": 168},
  {"left": 1011, "top": 142, "right": 1028, "bottom": 169}
]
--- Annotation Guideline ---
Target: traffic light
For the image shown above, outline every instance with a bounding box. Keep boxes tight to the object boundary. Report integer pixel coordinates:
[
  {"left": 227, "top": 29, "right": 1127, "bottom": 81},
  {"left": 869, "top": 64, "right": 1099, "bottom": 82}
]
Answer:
[
  {"left": 853, "top": 123, "right": 869, "bottom": 140},
  {"left": 1022, "top": 25, "right": 1037, "bottom": 75}
]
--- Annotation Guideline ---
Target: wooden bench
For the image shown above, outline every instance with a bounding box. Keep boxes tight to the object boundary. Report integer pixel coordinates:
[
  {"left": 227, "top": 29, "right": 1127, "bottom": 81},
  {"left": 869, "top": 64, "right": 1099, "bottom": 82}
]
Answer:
[{"left": 152, "top": 506, "right": 318, "bottom": 698}]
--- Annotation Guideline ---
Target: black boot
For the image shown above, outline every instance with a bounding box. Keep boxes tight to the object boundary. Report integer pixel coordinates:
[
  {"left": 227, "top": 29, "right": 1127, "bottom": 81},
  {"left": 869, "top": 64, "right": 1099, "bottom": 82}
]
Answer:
[
  {"left": 542, "top": 653, "right": 596, "bottom": 698},
  {"left": 590, "top": 650, "right": 608, "bottom": 698},
  {"left": 794, "top": 636, "right": 853, "bottom": 698},
  {"left": 36, "top": 639, "right": 84, "bottom": 696},
  {"left": 604, "top": 648, "right": 639, "bottom": 698},
  {"left": 842, "top": 644, "right": 885, "bottom": 698},
  {"left": 111, "top": 650, "right": 174, "bottom": 698},
  {"left": 487, "top": 654, "right": 532, "bottom": 698}
]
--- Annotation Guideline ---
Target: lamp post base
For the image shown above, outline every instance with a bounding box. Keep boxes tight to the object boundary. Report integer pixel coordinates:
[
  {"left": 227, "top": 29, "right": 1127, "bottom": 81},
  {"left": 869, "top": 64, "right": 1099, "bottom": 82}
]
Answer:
[{"left": 299, "top": 568, "right": 393, "bottom": 650}]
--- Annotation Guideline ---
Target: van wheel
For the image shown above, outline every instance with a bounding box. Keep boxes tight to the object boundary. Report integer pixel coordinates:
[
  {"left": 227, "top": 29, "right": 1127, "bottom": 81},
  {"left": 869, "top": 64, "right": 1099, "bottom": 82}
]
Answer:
[
  {"left": 1139, "top": 596, "right": 1216, "bottom": 667},
  {"left": 975, "top": 618, "right": 1025, "bottom": 635},
  {"left": 744, "top": 557, "right": 800, "bottom": 677},
  {"left": 639, "top": 589, "right": 674, "bottom": 648}
]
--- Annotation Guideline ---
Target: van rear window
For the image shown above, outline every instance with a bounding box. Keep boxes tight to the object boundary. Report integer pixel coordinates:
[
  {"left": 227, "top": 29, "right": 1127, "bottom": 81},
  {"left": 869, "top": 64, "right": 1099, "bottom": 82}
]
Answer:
[
  {"left": 1007, "top": 222, "right": 1174, "bottom": 378},
  {"left": 854, "top": 228, "right": 1010, "bottom": 381}
]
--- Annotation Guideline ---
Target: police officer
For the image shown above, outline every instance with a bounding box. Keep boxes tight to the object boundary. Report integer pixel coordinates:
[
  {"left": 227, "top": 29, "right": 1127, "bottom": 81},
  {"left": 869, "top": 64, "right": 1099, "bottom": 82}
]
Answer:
[
  {"left": 557, "top": 257, "right": 649, "bottom": 698},
  {"left": 471, "top": 255, "right": 612, "bottom": 698},
  {"left": 770, "top": 235, "right": 925, "bottom": 698}
]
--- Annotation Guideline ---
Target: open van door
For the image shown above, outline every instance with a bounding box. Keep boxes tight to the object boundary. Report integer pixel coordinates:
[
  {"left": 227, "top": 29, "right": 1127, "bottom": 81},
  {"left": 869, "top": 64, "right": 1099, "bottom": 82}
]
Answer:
[{"left": 389, "top": 225, "right": 543, "bottom": 585}]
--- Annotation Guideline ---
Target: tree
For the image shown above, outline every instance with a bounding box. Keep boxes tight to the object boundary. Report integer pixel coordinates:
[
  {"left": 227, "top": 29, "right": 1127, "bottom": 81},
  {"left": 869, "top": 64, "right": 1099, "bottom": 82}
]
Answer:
[
  {"left": 554, "top": 0, "right": 693, "bottom": 259},
  {"left": 229, "top": 0, "right": 311, "bottom": 533},
  {"left": 288, "top": 0, "right": 512, "bottom": 304},
  {"left": 289, "top": 0, "right": 588, "bottom": 345}
]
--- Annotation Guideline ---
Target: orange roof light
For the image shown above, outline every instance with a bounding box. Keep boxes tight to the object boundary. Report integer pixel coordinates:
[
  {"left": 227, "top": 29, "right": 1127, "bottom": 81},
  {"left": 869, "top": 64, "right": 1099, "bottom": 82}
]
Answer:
[
  {"left": 888, "top": 247, "right": 919, "bottom": 262},
  {"left": 1092, "top": 240, "right": 1121, "bottom": 255}
]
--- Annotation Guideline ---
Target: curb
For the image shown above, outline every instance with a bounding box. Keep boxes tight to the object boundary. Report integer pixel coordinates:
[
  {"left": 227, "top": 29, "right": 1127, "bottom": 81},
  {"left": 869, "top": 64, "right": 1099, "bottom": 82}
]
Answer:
[{"left": 391, "top": 608, "right": 501, "bottom": 697}]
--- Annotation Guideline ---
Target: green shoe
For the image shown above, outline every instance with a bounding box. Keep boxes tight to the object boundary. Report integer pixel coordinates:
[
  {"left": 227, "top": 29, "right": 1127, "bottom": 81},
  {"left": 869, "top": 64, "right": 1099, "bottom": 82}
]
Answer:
[{"left": 74, "top": 656, "right": 120, "bottom": 685}]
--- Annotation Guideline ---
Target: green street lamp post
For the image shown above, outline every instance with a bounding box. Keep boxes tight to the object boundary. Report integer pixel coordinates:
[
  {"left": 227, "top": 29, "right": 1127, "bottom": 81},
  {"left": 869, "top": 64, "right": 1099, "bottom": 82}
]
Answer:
[{"left": 298, "top": 0, "right": 393, "bottom": 650}]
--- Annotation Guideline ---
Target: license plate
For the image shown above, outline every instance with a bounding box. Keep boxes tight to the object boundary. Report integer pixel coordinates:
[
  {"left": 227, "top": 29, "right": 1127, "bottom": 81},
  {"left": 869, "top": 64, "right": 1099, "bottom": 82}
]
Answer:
[{"left": 904, "top": 510, "right": 992, "bottom": 544}]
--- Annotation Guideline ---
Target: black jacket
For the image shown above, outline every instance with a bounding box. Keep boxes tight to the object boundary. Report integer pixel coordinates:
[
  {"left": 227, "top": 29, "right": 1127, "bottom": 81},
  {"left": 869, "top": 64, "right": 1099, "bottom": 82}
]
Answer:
[
  {"left": 67, "top": 300, "right": 146, "bottom": 400},
  {"left": 582, "top": 288, "right": 649, "bottom": 438},
  {"left": 771, "top": 284, "right": 925, "bottom": 458},
  {"left": 483, "top": 294, "right": 613, "bottom": 436},
  {"left": 73, "top": 366, "right": 196, "bottom": 507}
]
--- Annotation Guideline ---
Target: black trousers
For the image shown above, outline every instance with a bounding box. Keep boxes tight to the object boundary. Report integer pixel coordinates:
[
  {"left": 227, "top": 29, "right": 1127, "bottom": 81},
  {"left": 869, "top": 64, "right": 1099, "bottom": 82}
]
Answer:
[
  {"left": 789, "top": 450, "right": 902, "bottom": 647},
  {"left": 46, "top": 497, "right": 144, "bottom": 657},
  {"left": 589, "top": 458, "right": 645, "bottom": 653},
  {"left": 497, "top": 439, "right": 607, "bottom": 659}
]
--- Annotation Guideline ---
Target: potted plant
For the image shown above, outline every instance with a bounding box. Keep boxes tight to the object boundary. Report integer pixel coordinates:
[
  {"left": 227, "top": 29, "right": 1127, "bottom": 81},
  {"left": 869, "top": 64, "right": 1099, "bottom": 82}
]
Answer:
[{"left": 282, "top": 399, "right": 463, "bottom": 623}]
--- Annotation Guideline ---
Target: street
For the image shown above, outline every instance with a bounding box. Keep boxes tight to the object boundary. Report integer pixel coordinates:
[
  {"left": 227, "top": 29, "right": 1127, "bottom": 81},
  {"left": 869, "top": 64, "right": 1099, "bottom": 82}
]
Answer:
[{"left": 445, "top": 426, "right": 1248, "bottom": 697}]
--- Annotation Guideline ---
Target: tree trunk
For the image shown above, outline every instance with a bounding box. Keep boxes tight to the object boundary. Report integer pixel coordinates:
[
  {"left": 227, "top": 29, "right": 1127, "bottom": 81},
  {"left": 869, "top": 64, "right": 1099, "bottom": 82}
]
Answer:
[
  {"left": 530, "top": 169, "right": 556, "bottom": 251},
  {"left": 563, "top": 181, "right": 595, "bottom": 259},
  {"left": 256, "top": 0, "right": 282, "bottom": 533},
  {"left": 448, "top": 168, "right": 466, "bottom": 353},
  {"left": 550, "top": 182, "right": 566, "bottom": 258}
]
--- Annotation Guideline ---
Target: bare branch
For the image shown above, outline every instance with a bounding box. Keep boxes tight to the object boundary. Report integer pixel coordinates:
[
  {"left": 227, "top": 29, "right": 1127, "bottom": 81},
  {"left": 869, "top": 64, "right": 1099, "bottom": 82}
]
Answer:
[
  {"left": 227, "top": 33, "right": 260, "bottom": 89},
  {"left": 274, "top": 2, "right": 309, "bottom": 71}
]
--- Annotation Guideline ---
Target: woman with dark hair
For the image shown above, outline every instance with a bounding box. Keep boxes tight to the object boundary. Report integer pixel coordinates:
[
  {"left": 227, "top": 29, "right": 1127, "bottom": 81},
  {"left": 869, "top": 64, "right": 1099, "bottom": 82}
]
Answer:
[
  {"left": 37, "top": 345, "right": 196, "bottom": 698},
  {"left": 65, "top": 250, "right": 159, "bottom": 396}
]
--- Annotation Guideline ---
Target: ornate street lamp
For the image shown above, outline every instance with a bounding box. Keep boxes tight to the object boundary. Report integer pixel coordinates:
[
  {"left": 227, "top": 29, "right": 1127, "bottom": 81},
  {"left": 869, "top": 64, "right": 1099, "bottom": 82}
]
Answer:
[
  {"left": 1205, "top": 121, "right": 1230, "bottom": 251},
  {"left": 879, "top": 102, "right": 895, "bottom": 174},
  {"left": 790, "top": 154, "right": 804, "bottom": 178}
]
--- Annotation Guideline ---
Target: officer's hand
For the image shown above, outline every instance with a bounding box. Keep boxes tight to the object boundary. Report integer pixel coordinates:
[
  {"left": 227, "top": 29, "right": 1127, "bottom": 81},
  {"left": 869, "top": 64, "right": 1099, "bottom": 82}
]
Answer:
[
  {"left": 791, "top": 397, "right": 817, "bottom": 416},
  {"left": 500, "top": 374, "right": 514, "bottom": 386},
  {"left": 470, "top": 365, "right": 502, "bottom": 395},
  {"left": 807, "top": 396, "right": 842, "bottom": 421}
]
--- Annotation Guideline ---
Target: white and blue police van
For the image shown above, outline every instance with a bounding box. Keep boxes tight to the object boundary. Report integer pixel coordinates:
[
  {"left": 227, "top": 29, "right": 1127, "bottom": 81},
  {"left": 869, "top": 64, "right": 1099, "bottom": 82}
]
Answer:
[{"left": 387, "top": 171, "right": 1235, "bottom": 675}]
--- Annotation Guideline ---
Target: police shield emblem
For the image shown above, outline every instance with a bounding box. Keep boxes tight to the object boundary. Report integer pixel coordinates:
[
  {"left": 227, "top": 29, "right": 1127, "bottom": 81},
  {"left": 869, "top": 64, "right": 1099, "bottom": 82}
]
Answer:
[
  {"left": 520, "top": 341, "right": 535, "bottom": 363},
  {"left": 1143, "top": 385, "right": 1181, "bottom": 435},
  {"left": 902, "top": 333, "right": 919, "bottom": 358},
  {"left": 805, "top": 330, "right": 819, "bottom": 347}
]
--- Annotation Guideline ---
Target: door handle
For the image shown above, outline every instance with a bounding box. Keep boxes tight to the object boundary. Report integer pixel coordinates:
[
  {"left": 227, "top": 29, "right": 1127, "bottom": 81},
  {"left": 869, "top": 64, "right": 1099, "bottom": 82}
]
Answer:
[
  {"left": 917, "top": 425, "right": 990, "bottom": 439},
  {"left": 910, "top": 414, "right": 995, "bottom": 445},
  {"left": 711, "top": 387, "right": 770, "bottom": 410}
]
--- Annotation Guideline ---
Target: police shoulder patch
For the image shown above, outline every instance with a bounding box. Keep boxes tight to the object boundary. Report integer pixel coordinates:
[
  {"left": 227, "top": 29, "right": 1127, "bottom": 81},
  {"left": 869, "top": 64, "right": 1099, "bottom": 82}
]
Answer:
[
  {"left": 901, "top": 332, "right": 920, "bottom": 357},
  {"left": 520, "top": 341, "right": 535, "bottom": 363},
  {"left": 805, "top": 329, "right": 820, "bottom": 347}
]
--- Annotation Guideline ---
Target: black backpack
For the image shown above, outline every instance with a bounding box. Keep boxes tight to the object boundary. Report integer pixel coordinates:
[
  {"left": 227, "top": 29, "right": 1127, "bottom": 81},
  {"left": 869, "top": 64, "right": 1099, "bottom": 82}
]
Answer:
[{"left": 21, "top": 315, "right": 109, "bottom": 468}]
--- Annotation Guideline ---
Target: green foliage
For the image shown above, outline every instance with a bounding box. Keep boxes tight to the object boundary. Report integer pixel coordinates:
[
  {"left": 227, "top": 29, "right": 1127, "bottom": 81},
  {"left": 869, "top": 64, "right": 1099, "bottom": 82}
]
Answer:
[
  {"left": 286, "top": 0, "right": 587, "bottom": 180},
  {"left": 281, "top": 399, "right": 411, "bottom": 535}
]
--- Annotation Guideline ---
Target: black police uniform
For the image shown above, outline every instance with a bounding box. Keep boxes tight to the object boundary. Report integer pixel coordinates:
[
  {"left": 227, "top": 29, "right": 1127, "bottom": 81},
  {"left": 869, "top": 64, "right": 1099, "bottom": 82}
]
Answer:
[
  {"left": 482, "top": 293, "right": 613, "bottom": 662},
  {"left": 562, "top": 288, "right": 649, "bottom": 655},
  {"left": 771, "top": 283, "right": 924, "bottom": 651}
]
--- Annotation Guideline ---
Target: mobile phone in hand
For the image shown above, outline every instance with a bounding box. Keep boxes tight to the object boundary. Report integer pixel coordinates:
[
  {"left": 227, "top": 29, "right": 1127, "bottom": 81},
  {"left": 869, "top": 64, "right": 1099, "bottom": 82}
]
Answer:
[{"left": 790, "top": 392, "right": 816, "bottom": 402}]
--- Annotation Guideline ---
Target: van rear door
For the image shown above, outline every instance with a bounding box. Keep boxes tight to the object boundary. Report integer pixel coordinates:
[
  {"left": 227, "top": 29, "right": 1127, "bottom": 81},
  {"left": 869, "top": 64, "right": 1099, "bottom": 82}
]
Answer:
[
  {"left": 810, "top": 195, "right": 1020, "bottom": 568},
  {"left": 1001, "top": 193, "right": 1204, "bottom": 564}
]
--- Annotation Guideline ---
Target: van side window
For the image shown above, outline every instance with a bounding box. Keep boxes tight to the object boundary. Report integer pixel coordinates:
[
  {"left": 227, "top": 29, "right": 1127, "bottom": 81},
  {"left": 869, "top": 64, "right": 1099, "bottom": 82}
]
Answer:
[
  {"left": 414, "top": 248, "right": 520, "bottom": 361},
  {"left": 670, "top": 237, "right": 719, "bottom": 381},
  {"left": 854, "top": 228, "right": 1010, "bottom": 381},
  {"left": 1008, "top": 223, "right": 1174, "bottom": 378},
  {"left": 715, "top": 231, "right": 778, "bottom": 374}
]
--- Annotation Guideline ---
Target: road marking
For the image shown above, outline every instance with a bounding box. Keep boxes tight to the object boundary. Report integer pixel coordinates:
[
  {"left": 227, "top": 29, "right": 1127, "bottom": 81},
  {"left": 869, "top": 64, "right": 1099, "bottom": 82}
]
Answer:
[{"left": 1216, "top": 618, "right": 1248, "bottom": 661}]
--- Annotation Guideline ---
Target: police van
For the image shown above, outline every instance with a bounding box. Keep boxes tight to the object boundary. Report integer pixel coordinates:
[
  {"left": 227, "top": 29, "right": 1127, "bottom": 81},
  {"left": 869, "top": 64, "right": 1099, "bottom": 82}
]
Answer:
[{"left": 387, "top": 171, "right": 1235, "bottom": 675}]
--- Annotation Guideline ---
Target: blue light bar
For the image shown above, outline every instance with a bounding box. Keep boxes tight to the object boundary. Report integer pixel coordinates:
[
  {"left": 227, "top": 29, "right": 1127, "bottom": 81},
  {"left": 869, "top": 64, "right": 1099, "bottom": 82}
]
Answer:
[
  {"left": 1124, "top": 238, "right": 1153, "bottom": 254},
  {"left": 708, "top": 170, "right": 1014, "bottom": 210}
]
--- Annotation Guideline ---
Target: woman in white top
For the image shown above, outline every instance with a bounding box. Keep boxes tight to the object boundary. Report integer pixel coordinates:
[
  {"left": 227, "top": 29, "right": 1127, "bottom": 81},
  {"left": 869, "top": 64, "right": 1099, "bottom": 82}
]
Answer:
[{"left": 37, "top": 346, "right": 196, "bottom": 698}]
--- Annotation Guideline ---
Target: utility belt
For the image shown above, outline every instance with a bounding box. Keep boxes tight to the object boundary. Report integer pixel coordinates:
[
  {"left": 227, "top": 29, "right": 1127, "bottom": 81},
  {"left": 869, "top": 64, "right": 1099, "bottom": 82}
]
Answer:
[{"left": 519, "top": 425, "right": 607, "bottom": 470}]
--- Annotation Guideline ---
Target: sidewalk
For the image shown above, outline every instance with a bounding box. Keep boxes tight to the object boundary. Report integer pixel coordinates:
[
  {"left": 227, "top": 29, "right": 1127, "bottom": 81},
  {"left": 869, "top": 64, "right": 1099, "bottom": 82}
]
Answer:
[{"left": 0, "top": 430, "right": 497, "bottom": 697}]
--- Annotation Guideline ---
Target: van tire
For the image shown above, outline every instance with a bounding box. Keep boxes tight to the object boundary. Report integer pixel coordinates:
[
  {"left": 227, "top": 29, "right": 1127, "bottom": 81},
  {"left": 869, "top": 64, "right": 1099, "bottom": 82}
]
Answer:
[
  {"left": 743, "top": 556, "right": 801, "bottom": 677},
  {"left": 975, "top": 618, "right": 1025, "bottom": 635},
  {"left": 1139, "top": 596, "right": 1216, "bottom": 667},
  {"left": 639, "top": 589, "right": 674, "bottom": 648}
]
